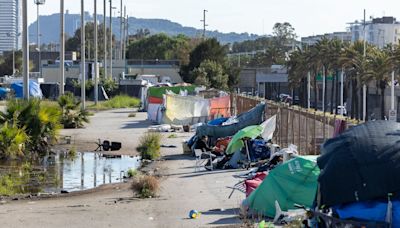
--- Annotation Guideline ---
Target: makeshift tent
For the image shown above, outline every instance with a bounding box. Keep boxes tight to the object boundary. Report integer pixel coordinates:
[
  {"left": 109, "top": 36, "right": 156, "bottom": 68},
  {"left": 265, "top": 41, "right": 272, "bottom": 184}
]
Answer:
[
  {"left": 245, "top": 156, "right": 320, "bottom": 218},
  {"left": 0, "top": 87, "right": 9, "bottom": 99},
  {"left": 148, "top": 103, "right": 162, "bottom": 122},
  {"left": 209, "top": 96, "right": 231, "bottom": 119},
  {"left": 148, "top": 86, "right": 196, "bottom": 99},
  {"left": 318, "top": 121, "right": 400, "bottom": 207},
  {"left": 260, "top": 115, "right": 277, "bottom": 140},
  {"left": 40, "top": 83, "right": 59, "bottom": 99},
  {"left": 196, "top": 103, "right": 266, "bottom": 138},
  {"left": 163, "top": 94, "right": 210, "bottom": 125},
  {"left": 148, "top": 96, "right": 163, "bottom": 104},
  {"left": 11, "top": 80, "right": 43, "bottom": 99},
  {"left": 88, "top": 85, "right": 109, "bottom": 101},
  {"left": 226, "top": 125, "right": 263, "bottom": 155}
]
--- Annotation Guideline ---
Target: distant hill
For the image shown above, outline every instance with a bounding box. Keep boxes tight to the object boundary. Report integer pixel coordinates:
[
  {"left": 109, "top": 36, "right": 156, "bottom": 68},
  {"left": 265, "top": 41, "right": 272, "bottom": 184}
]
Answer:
[{"left": 29, "top": 12, "right": 260, "bottom": 45}]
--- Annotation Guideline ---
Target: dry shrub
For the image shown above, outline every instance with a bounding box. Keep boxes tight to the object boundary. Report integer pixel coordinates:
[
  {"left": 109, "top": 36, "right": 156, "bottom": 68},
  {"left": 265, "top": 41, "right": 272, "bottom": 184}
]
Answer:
[{"left": 131, "top": 175, "right": 160, "bottom": 198}]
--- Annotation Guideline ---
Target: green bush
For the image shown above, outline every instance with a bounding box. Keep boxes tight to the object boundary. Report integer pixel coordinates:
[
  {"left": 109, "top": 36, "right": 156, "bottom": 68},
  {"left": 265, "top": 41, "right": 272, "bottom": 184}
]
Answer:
[
  {"left": 0, "top": 99, "right": 62, "bottom": 156},
  {"left": 100, "top": 95, "right": 141, "bottom": 109},
  {"left": 58, "top": 92, "right": 90, "bottom": 128},
  {"left": 0, "top": 122, "right": 28, "bottom": 159},
  {"left": 131, "top": 175, "right": 160, "bottom": 198},
  {"left": 101, "top": 77, "right": 118, "bottom": 97},
  {"left": 137, "top": 133, "right": 161, "bottom": 160},
  {"left": 127, "top": 168, "right": 138, "bottom": 178}
]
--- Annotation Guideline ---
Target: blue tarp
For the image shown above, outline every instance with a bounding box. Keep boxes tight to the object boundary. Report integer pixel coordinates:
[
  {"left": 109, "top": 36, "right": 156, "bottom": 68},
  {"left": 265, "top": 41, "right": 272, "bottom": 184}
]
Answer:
[
  {"left": 334, "top": 200, "right": 400, "bottom": 227},
  {"left": 0, "top": 87, "right": 8, "bottom": 99},
  {"left": 196, "top": 103, "right": 266, "bottom": 138},
  {"left": 11, "top": 81, "right": 43, "bottom": 99},
  {"left": 208, "top": 117, "right": 228, "bottom": 126}
]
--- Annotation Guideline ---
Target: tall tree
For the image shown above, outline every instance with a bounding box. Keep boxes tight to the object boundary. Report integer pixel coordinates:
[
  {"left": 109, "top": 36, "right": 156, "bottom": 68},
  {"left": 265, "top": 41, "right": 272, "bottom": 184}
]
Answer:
[
  {"left": 66, "top": 22, "right": 114, "bottom": 59},
  {"left": 369, "top": 47, "right": 394, "bottom": 119},
  {"left": 180, "top": 38, "right": 227, "bottom": 83}
]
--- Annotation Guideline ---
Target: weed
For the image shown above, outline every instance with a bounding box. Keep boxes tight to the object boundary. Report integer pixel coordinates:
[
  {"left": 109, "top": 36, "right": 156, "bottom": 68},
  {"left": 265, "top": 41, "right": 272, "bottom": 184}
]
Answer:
[
  {"left": 127, "top": 168, "right": 138, "bottom": 177},
  {"left": 68, "top": 147, "right": 77, "bottom": 158},
  {"left": 136, "top": 133, "right": 161, "bottom": 160},
  {"left": 131, "top": 175, "right": 160, "bottom": 198},
  {"left": 167, "top": 134, "right": 177, "bottom": 139},
  {"left": 128, "top": 112, "right": 137, "bottom": 118}
]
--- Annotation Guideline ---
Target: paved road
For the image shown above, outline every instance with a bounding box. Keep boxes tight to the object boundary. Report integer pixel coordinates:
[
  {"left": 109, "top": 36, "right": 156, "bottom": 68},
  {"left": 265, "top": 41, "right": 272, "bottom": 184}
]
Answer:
[{"left": 0, "top": 108, "right": 245, "bottom": 228}]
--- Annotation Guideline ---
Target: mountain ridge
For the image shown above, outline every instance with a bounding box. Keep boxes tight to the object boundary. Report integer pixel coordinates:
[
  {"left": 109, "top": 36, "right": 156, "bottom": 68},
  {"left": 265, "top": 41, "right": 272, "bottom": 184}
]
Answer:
[{"left": 29, "top": 12, "right": 260, "bottom": 45}]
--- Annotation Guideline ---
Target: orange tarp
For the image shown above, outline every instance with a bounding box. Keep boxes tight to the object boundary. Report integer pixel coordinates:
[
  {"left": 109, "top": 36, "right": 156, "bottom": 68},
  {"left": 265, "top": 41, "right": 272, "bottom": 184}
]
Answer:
[
  {"left": 209, "top": 96, "right": 231, "bottom": 119},
  {"left": 148, "top": 96, "right": 163, "bottom": 104}
]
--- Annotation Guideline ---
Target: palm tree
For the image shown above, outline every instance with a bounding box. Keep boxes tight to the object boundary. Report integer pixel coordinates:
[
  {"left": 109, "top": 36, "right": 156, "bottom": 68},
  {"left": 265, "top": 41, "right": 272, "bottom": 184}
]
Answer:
[
  {"left": 327, "top": 39, "right": 344, "bottom": 114},
  {"left": 369, "top": 46, "right": 394, "bottom": 119},
  {"left": 315, "top": 37, "right": 332, "bottom": 112},
  {"left": 305, "top": 45, "right": 322, "bottom": 110},
  {"left": 287, "top": 47, "right": 308, "bottom": 107},
  {"left": 340, "top": 41, "right": 373, "bottom": 119}
]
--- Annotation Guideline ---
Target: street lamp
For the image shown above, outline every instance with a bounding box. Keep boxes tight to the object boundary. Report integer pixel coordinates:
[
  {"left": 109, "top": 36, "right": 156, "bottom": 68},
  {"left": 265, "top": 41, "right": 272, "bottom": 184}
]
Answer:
[{"left": 34, "top": 0, "right": 45, "bottom": 77}]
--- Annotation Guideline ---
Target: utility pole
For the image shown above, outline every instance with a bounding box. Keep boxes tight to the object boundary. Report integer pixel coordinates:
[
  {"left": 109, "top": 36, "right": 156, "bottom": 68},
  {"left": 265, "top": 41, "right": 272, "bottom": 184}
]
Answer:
[
  {"left": 119, "top": 0, "right": 123, "bottom": 60},
  {"left": 362, "top": 9, "right": 367, "bottom": 121},
  {"left": 340, "top": 68, "right": 344, "bottom": 115},
  {"left": 22, "top": 0, "right": 29, "bottom": 100},
  {"left": 103, "top": 0, "right": 107, "bottom": 78},
  {"left": 122, "top": 5, "right": 126, "bottom": 60},
  {"left": 307, "top": 71, "right": 311, "bottom": 109},
  {"left": 94, "top": 0, "right": 99, "bottom": 104},
  {"left": 60, "top": 0, "right": 65, "bottom": 95},
  {"left": 34, "top": 0, "right": 45, "bottom": 77},
  {"left": 109, "top": 0, "right": 113, "bottom": 79},
  {"left": 201, "top": 9, "right": 208, "bottom": 39},
  {"left": 81, "top": 0, "right": 86, "bottom": 110}
]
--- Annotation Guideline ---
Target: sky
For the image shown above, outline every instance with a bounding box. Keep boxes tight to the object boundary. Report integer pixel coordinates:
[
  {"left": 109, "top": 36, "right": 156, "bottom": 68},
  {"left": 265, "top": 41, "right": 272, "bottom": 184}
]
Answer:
[{"left": 28, "top": 0, "right": 400, "bottom": 38}]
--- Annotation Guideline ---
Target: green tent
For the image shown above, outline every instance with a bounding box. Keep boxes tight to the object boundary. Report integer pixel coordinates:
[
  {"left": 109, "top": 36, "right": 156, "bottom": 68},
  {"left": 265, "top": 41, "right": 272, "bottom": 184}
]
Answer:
[
  {"left": 148, "top": 86, "right": 196, "bottom": 99},
  {"left": 225, "top": 125, "right": 263, "bottom": 155},
  {"left": 244, "top": 156, "right": 320, "bottom": 218}
]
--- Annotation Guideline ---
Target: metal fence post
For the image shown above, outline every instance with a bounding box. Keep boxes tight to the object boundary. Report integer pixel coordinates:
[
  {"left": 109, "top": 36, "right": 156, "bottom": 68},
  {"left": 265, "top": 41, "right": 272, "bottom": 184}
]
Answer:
[
  {"left": 314, "top": 111, "right": 317, "bottom": 155},
  {"left": 298, "top": 107, "right": 302, "bottom": 154}
]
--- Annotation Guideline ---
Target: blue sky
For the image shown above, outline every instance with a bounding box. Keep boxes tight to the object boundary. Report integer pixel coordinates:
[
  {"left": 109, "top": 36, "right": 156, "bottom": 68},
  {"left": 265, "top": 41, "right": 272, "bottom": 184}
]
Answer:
[{"left": 29, "top": 0, "right": 400, "bottom": 38}]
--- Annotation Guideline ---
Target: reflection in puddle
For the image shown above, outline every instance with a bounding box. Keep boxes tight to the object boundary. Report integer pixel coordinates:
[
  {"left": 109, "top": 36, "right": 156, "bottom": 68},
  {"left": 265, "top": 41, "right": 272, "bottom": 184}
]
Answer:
[{"left": 0, "top": 153, "right": 141, "bottom": 194}]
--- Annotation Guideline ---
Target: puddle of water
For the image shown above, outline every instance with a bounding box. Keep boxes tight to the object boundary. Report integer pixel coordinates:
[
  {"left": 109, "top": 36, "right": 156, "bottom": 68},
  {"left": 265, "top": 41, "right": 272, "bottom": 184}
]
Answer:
[{"left": 0, "top": 152, "right": 141, "bottom": 195}]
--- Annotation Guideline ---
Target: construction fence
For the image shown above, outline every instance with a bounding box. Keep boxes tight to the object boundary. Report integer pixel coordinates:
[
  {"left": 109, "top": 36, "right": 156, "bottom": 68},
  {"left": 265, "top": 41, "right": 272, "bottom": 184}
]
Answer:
[{"left": 231, "top": 94, "right": 359, "bottom": 155}]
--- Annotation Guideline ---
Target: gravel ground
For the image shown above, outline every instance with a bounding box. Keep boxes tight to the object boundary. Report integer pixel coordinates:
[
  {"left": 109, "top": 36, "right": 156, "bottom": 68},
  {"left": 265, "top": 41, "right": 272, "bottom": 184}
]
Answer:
[{"left": 0, "top": 108, "right": 246, "bottom": 228}]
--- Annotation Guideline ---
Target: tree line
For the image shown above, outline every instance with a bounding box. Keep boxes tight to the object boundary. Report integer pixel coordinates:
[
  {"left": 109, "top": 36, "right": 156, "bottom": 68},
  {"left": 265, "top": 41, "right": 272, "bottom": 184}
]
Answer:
[{"left": 287, "top": 37, "right": 400, "bottom": 120}]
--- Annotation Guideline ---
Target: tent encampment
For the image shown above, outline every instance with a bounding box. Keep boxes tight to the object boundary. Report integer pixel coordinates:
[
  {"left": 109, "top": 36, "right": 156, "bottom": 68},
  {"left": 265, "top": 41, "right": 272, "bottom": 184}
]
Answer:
[
  {"left": 196, "top": 103, "right": 266, "bottom": 139},
  {"left": 318, "top": 120, "right": 400, "bottom": 207},
  {"left": 244, "top": 156, "right": 320, "bottom": 218},
  {"left": 11, "top": 80, "right": 43, "bottom": 99}
]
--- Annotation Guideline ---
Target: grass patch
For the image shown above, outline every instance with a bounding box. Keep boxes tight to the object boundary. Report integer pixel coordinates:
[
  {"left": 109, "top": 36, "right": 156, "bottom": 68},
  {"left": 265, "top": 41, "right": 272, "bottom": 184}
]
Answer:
[
  {"left": 131, "top": 175, "right": 160, "bottom": 198},
  {"left": 97, "top": 95, "right": 140, "bottom": 109},
  {"left": 127, "top": 168, "right": 138, "bottom": 178},
  {"left": 137, "top": 133, "right": 161, "bottom": 160},
  {"left": 167, "top": 134, "right": 178, "bottom": 139},
  {"left": 128, "top": 112, "right": 137, "bottom": 118}
]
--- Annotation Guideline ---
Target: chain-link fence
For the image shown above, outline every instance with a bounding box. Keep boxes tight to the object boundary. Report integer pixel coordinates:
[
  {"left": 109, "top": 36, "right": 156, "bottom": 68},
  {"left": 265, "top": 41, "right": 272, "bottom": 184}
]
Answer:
[{"left": 232, "top": 94, "right": 357, "bottom": 155}]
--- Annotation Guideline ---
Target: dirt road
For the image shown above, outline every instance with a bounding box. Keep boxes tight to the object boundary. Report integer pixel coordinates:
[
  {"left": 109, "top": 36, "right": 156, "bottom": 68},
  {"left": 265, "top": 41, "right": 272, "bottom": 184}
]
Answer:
[{"left": 0, "top": 109, "right": 245, "bottom": 228}]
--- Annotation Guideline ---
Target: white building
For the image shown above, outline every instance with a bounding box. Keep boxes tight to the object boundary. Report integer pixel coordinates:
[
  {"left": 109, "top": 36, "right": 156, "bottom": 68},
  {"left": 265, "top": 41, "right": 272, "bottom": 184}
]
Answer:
[
  {"left": 349, "top": 16, "right": 400, "bottom": 48},
  {"left": 301, "top": 31, "right": 352, "bottom": 45},
  {"left": 0, "top": 0, "right": 22, "bottom": 54}
]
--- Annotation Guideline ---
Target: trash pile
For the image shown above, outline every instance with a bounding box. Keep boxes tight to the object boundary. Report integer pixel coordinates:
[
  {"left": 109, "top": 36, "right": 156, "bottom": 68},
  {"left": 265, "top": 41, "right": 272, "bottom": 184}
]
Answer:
[{"left": 182, "top": 103, "right": 283, "bottom": 171}]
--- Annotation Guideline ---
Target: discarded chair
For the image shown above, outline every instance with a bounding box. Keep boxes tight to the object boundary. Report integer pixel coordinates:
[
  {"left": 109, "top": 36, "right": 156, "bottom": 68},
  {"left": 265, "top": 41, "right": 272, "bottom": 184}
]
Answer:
[
  {"left": 95, "top": 139, "right": 121, "bottom": 151},
  {"left": 194, "top": 149, "right": 215, "bottom": 172}
]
